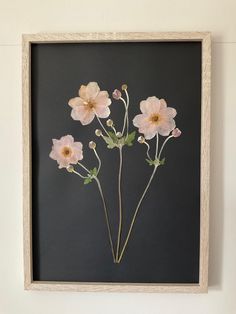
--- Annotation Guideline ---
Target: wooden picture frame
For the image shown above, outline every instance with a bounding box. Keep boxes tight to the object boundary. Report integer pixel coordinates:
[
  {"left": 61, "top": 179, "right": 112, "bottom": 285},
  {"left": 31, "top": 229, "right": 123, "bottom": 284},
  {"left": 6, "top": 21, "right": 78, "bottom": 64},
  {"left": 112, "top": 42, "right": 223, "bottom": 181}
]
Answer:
[{"left": 22, "top": 32, "right": 211, "bottom": 293}]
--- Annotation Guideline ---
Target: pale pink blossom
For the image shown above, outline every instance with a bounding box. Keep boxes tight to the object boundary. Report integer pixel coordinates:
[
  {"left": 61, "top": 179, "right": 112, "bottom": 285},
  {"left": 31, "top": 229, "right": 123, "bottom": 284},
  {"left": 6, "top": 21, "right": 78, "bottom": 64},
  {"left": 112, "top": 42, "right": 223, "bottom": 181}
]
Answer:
[
  {"left": 68, "top": 82, "right": 111, "bottom": 125},
  {"left": 49, "top": 135, "right": 83, "bottom": 169},
  {"left": 133, "top": 97, "right": 177, "bottom": 139},
  {"left": 172, "top": 128, "right": 182, "bottom": 138}
]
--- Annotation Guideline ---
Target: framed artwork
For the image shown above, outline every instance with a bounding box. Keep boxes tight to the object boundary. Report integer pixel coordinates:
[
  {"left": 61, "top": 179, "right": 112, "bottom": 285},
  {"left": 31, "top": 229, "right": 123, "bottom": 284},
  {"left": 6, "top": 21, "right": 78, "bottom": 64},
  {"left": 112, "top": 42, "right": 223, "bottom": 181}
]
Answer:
[{"left": 23, "top": 32, "right": 211, "bottom": 292}]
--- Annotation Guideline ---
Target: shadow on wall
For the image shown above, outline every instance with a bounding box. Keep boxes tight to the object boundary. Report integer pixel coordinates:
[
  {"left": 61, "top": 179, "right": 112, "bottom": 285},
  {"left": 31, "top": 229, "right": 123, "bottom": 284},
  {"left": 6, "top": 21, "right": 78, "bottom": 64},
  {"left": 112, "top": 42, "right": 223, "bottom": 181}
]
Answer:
[{"left": 208, "top": 41, "right": 225, "bottom": 290}]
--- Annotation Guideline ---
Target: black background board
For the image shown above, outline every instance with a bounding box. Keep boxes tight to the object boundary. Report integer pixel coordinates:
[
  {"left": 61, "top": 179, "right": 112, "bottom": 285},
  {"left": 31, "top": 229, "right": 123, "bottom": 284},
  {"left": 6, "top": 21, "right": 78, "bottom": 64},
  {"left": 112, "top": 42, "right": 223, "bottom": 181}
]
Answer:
[{"left": 31, "top": 41, "right": 201, "bottom": 283}]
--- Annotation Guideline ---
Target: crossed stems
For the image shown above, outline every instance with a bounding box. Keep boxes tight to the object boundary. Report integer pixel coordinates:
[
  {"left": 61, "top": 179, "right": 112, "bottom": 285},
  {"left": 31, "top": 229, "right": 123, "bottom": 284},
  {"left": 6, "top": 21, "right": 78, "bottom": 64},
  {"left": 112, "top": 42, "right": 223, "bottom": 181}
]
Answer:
[
  {"left": 72, "top": 148, "right": 116, "bottom": 262},
  {"left": 96, "top": 90, "right": 129, "bottom": 262},
  {"left": 70, "top": 90, "right": 174, "bottom": 263},
  {"left": 115, "top": 89, "right": 130, "bottom": 262}
]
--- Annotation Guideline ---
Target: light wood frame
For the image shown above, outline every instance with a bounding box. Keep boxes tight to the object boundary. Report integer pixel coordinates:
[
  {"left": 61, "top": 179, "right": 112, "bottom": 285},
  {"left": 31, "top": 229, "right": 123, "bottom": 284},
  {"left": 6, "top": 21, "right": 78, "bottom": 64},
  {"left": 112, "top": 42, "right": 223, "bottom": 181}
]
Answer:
[{"left": 22, "top": 32, "right": 211, "bottom": 293}]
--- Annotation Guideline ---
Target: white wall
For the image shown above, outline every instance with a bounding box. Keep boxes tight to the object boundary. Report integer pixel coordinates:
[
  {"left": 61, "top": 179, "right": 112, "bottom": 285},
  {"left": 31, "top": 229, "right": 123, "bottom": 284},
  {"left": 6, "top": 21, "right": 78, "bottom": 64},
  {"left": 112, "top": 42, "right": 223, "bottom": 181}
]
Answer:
[{"left": 0, "top": 0, "right": 236, "bottom": 313}]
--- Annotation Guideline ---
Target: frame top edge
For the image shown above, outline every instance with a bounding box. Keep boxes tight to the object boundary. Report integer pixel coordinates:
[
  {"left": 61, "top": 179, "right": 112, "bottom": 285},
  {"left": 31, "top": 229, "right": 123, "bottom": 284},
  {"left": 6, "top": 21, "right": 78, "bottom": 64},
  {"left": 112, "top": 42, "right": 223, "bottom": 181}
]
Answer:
[{"left": 22, "top": 32, "right": 211, "bottom": 43}]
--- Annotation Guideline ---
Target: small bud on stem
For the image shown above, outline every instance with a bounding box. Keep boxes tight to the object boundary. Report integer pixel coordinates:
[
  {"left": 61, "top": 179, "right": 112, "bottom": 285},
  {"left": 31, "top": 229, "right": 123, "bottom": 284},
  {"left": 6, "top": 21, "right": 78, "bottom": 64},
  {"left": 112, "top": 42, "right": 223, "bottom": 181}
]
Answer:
[
  {"left": 172, "top": 128, "right": 182, "bottom": 138},
  {"left": 66, "top": 165, "right": 74, "bottom": 173},
  {"left": 89, "top": 141, "right": 96, "bottom": 149},
  {"left": 95, "top": 129, "right": 102, "bottom": 137},
  {"left": 138, "top": 136, "right": 145, "bottom": 144},
  {"left": 112, "top": 89, "right": 122, "bottom": 100},
  {"left": 106, "top": 119, "right": 114, "bottom": 127}
]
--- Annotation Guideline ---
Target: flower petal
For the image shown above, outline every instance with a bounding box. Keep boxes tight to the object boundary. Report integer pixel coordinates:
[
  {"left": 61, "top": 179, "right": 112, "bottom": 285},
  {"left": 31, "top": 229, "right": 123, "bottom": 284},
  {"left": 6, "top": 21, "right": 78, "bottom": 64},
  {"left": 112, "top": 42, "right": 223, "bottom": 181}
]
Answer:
[
  {"left": 71, "top": 106, "right": 95, "bottom": 125},
  {"left": 60, "top": 135, "right": 74, "bottom": 145},
  {"left": 140, "top": 96, "right": 160, "bottom": 114},
  {"left": 86, "top": 82, "right": 100, "bottom": 99},
  {"left": 95, "top": 106, "right": 111, "bottom": 118},
  {"left": 95, "top": 91, "right": 112, "bottom": 107},
  {"left": 140, "top": 123, "right": 159, "bottom": 140},
  {"left": 164, "top": 107, "right": 177, "bottom": 118},
  {"left": 58, "top": 158, "right": 70, "bottom": 169},
  {"left": 49, "top": 150, "right": 57, "bottom": 160},
  {"left": 73, "top": 142, "right": 83, "bottom": 150},
  {"left": 133, "top": 113, "right": 148, "bottom": 128},
  {"left": 157, "top": 119, "right": 176, "bottom": 136},
  {"left": 68, "top": 97, "right": 83, "bottom": 108},
  {"left": 78, "top": 85, "right": 87, "bottom": 99},
  {"left": 160, "top": 99, "right": 167, "bottom": 110}
]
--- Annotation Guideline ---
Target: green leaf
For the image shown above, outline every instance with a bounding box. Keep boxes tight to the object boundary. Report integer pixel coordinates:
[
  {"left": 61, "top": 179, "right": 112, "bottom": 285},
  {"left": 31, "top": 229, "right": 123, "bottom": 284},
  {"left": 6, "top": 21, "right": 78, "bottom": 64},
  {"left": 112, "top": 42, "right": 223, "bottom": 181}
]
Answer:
[
  {"left": 145, "top": 157, "right": 166, "bottom": 167},
  {"left": 159, "top": 157, "right": 166, "bottom": 165},
  {"left": 84, "top": 177, "right": 92, "bottom": 185},
  {"left": 90, "top": 167, "right": 98, "bottom": 176},
  {"left": 103, "top": 135, "right": 117, "bottom": 149},
  {"left": 108, "top": 131, "right": 118, "bottom": 142},
  {"left": 103, "top": 131, "right": 136, "bottom": 149},
  {"left": 125, "top": 131, "right": 136, "bottom": 146},
  {"left": 146, "top": 158, "right": 155, "bottom": 166}
]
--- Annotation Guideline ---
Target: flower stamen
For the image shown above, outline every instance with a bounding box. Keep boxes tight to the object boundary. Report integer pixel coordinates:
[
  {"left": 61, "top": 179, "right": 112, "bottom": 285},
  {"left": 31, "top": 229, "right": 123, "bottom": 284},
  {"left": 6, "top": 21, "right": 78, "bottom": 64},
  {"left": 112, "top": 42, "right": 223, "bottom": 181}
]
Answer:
[
  {"left": 150, "top": 114, "right": 160, "bottom": 124},
  {"left": 61, "top": 146, "right": 72, "bottom": 158}
]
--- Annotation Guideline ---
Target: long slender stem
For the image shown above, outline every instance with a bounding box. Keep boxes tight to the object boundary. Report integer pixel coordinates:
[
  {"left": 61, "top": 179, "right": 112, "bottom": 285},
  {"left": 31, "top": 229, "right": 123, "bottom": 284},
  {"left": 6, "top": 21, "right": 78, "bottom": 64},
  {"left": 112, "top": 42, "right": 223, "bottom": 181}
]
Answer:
[
  {"left": 77, "top": 162, "right": 90, "bottom": 174},
  {"left": 155, "top": 134, "right": 159, "bottom": 159},
  {"left": 94, "top": 177, "right": 115, "bottom": 262},
  {"left": 93, "top": 148, "right": 101, "bottom": 174},
  {"left": 144, "top": 141, "right": 151, "bottom": 160},
  {"left": 124, "top": 89, "right": 129, "bottom": 138},
  {"left": 120, "top": 97, "right": 128, "bottom": 136},
  {"left": 116, "top": 146, "right": 123, "bottom": 262},
  {"left": 72, "top": 169, "right": 87, "bottom": 179},
  {"left": 158, "top": 135, "right": 173, "bottom": 160},
  {"left": 96, "top": 115, "right": 111, "bottom": 138},
  {"left": 118, "top": 165, "right": 158, "bottom": 263}
]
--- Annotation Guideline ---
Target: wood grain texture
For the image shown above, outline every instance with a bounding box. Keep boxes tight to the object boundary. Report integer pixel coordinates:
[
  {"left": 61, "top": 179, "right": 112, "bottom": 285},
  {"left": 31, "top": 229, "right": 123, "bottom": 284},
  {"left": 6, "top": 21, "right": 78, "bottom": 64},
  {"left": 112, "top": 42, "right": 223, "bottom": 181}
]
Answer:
[
  {"left": 22, "top": 35, "right": 33, "bottom": 290},
  {"left": 199, "top": 33, "right": 211, "bottom": 292},
  {"left": 22, "top": 32, "right": 209, "bottom": 43},
  {"left": 22, "top": 32, "right": 211, "bottom": 293}
]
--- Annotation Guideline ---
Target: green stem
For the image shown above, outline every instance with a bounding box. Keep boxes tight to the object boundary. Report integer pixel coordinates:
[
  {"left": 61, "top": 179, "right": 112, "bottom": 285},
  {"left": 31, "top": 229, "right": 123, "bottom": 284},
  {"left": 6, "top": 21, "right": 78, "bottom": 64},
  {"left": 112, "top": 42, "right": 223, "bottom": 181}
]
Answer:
[
  {"left": 144, "top": 141, "right": 151, "bottom": 160},
  {"left": 93, "top": 148, "right": 101, "bottom": 174},
  {"left": 72, "top": 169, "right": 87, "bottom": 179},
  {"left": 124, "top": 89, "right": 129, "bottom": 139},
  {"left": 96, "top": 115, "right": 111, "bottom": 138},
  {"left": 155, "top": 134, "right": 159, "bottom": 159},
  {"left": 158, "top": 135, "right": 173, "bottom": 160},
  {"left": 117, "top": 165, "right": 158, "bottom": 263},
  {"left": 94, "top": 177, "right": 116, "bottom": 262},
  {"left": 116, "top": 146, "right": 123, "bottom": 262},
  {"left": 77, "top": 162, "right": 90, "bottom": 173},
  {"left": 120, "top": 97, "right": 128, "bottom": 136}
]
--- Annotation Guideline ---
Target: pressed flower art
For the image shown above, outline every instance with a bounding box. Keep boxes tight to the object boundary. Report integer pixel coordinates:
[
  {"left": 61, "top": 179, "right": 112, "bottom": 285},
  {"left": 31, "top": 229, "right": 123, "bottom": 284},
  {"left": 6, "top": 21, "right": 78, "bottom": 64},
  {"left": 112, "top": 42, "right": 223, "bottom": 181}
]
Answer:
[{"left": 49, "top": 82, "right": 182, "bottom": 263}]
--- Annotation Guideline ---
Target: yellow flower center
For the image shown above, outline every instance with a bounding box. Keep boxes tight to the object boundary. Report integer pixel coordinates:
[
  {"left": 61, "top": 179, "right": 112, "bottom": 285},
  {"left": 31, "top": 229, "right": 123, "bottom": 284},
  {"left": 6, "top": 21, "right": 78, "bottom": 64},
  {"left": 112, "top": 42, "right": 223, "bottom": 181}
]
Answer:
[
  {"left": 61, "top": 146, "right": 72, "bottom": 158},
  {"left": 150, "top": 114, "right": 160, "bottom": 124},
  {"left": 84, "top": 100, "right": 96, "bottom": 110}
]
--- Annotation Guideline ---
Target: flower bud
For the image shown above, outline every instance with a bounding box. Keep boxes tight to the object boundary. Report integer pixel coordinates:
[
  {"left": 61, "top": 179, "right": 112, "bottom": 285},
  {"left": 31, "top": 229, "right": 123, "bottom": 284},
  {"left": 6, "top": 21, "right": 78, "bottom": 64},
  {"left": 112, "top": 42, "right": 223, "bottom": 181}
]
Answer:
[
  {"left": 89, "top": 141, "right": 96, "bottom": 149},
  {"left": 66, "top": 165, "right": 74, "bottom": 173},
  {"left": 116, "top": 132, "right": 122, "bottom": 138},
  {"left": 121, "top": 84, "right": 128, "bottom": 90},
  {"left": 138, "top": 136, "right": 145, "bottom": 144},
  {"left": 112, "top": 89, "right": 122, "bottom": 100},
  {"left": 106, "top": 119, "right": 114, "bottom": 127},
  {"left": 172, "top": 128, "right": 182, "bottom": 138},
  {"left": 95, "top": 129, "right": 102, "bottom": 137}
]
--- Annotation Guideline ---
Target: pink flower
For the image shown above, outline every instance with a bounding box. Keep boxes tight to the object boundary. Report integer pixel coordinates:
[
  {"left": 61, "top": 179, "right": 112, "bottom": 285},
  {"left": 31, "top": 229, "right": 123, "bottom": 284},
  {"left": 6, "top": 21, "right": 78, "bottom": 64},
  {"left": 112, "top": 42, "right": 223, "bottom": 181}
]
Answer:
[
  {"left": 49, "top": 135, "right": 83, "bottom": 169},
  {"left": 112, "top": 89, "right": 122, "bottom": 100},
  {"left": 172, "top": 128, "right": 182, "bottom": 137},
  {"left": 133, "top": 97, "right": 177, "bottom": 139},
  {"left": 68, "top": 82, "right": 111, "bottom": 125}
]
